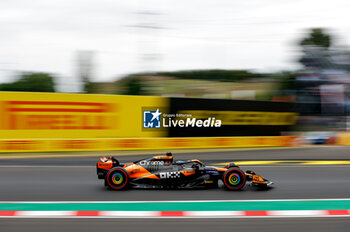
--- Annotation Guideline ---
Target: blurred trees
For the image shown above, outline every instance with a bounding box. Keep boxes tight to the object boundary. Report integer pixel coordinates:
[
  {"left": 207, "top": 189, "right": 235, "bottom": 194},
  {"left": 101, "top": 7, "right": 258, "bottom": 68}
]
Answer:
[
  {"left": 0, "top": 72, "right": 55, "bottom": 92},
  {"left": 298, "top": 28, "right": 333, "bottom": 68},
  {"left": 156, "top": 70, "right": 266, "bottom": 82},
  {"left": 278, "top": 28, "right": 334, "bottom": 95},
  {"left": 123, "top": 77, "right": 144, "bottom": 95},
  {"left": 300, "top": 28, "right": 332, "bottom": 49}
]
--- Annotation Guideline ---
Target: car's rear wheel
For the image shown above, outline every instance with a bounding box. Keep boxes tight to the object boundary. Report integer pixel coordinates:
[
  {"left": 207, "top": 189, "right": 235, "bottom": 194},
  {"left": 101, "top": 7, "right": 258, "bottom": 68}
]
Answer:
[
  {"left": 106, "top": 167, "right": 129, "bottom": 190},
  {"left": 223, "top": 168, "right": 246, "bottom": 190}
]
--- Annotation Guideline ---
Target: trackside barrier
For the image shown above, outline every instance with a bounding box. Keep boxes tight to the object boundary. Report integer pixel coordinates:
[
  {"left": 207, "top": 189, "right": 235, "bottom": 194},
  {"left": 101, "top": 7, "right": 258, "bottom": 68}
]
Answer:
[
  {"left": 0, "top": 136, "right": 299, "bottom": 152},
  {"left": 0, "top": 92, "right": 168, "bottom": 139}
]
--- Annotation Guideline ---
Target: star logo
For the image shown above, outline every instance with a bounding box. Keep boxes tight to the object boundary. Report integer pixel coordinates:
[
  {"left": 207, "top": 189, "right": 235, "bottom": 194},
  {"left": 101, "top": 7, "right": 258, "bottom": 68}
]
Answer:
[
  {"left": 150, "top": 109, "right": 161, "bottom": 122},
  {"left": 143, "top": 108, "right": 162, "bottom": 128}
]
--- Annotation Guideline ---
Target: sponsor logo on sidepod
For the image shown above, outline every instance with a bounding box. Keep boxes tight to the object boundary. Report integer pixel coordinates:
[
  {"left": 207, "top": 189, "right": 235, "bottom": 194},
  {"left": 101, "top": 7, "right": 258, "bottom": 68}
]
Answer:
[{"left": 159, "top": 172, "right": 181, "bottom": 179}]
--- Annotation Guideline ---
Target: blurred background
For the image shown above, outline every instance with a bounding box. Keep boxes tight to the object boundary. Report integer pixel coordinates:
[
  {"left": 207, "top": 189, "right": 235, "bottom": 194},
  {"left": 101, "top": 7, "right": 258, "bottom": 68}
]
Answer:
[
  {"left": 1, "top": 0, "right": 350, "bottom": 138},
  {"left": 2, "top": 2, "right": 350, "bottom": 231}
]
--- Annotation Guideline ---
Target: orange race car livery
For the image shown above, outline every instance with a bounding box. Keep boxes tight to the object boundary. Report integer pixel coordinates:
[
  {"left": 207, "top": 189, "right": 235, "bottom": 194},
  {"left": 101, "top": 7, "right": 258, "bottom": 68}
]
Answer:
[{"left": 96, "top": 153, "right": 273, "bottom": 190}]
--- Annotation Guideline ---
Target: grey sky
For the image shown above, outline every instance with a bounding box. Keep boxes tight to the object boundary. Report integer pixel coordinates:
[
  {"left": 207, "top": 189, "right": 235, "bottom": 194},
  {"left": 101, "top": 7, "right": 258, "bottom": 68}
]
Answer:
[{"left": 0, "top": 0, "right": 349, "bottom": 87}]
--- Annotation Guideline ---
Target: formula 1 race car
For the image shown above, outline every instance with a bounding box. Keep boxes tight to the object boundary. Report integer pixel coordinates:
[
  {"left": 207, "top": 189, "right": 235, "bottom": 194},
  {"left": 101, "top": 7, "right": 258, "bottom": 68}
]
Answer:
[{"left": 96, "top": 153, "right": 273, "bottom": 190}]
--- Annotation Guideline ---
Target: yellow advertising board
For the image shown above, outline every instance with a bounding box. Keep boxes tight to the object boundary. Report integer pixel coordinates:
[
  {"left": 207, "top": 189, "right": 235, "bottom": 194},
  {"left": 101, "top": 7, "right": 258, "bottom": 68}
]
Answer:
[
  {"left": 0, "top": 92, "right": 302, "bottom": 152},
  {"left": 0, "top": 92, "right": 168, "bottom": 138}
]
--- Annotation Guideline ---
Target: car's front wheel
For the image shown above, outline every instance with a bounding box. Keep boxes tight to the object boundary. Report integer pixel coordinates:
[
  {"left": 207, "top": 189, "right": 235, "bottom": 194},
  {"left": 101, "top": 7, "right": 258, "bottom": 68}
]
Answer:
[{"left": 222, "top": 168, "right": 246, "bottom": 190}]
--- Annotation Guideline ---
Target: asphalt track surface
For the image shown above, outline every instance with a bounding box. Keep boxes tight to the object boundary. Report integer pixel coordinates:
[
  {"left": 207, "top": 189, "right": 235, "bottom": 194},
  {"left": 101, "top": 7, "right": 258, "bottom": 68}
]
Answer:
[
  {"left": 1, "top": 218, "right": 350, "bottom": 232},
  {"left": 1, "top": 146, "right": 350, "bottom": 231}
]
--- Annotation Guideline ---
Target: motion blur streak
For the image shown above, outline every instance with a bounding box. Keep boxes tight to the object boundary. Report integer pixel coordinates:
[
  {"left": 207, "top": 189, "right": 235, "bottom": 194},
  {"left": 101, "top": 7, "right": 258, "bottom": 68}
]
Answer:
[
  {"left": 0, "top": 147, "right": 350, "bottom": 231},
  {"left": 0, "top": 148, "right": 349, "bottom": 202},
  {"left": 1, "top": 218, "right": 350, "bottom": 232}
]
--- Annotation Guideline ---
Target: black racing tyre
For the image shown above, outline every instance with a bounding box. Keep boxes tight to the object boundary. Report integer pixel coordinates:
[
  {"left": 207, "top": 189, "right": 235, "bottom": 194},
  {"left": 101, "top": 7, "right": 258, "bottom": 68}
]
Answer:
[
  {"left": 106, "top": 167, "right": 129, "bottom": 190},
  {"left": 222, "top": 168, "right": 246, "bottom": 190}
]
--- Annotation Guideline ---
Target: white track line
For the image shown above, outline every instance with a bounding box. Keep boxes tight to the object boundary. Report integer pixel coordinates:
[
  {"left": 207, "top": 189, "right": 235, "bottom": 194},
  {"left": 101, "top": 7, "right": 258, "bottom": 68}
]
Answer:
[{"left": 1, "top": 198, "right": 350, "bottom": 203}]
